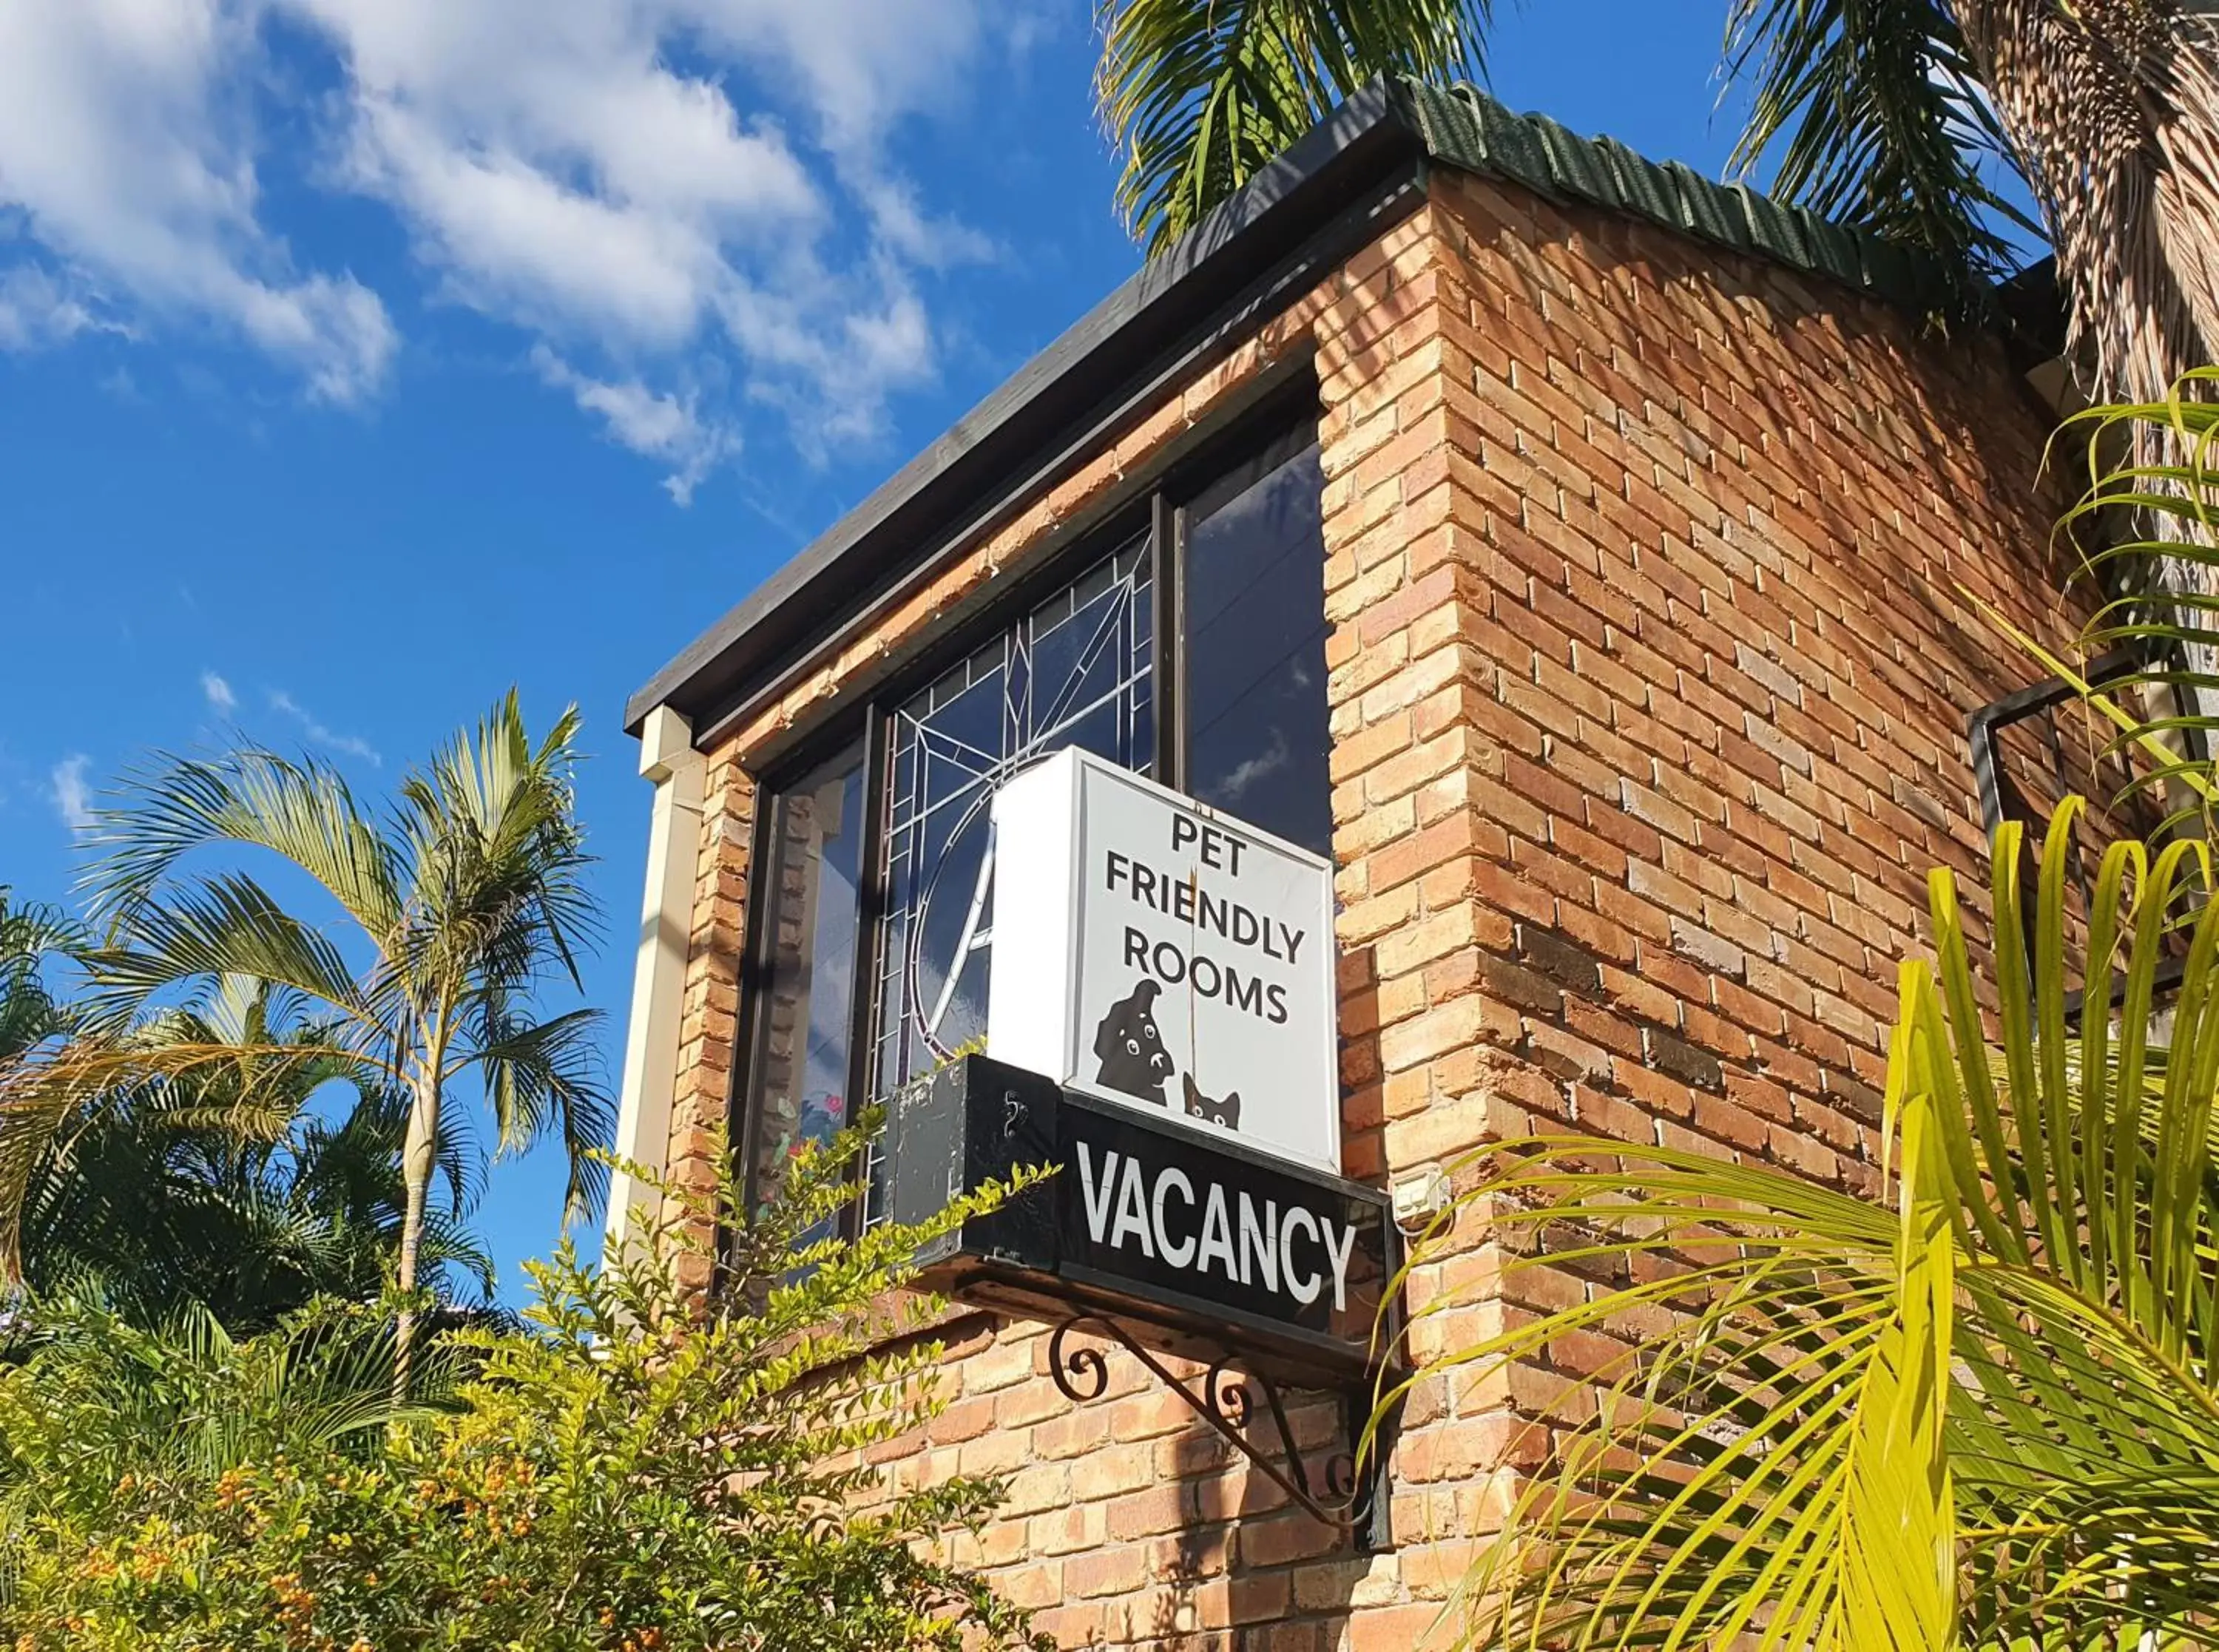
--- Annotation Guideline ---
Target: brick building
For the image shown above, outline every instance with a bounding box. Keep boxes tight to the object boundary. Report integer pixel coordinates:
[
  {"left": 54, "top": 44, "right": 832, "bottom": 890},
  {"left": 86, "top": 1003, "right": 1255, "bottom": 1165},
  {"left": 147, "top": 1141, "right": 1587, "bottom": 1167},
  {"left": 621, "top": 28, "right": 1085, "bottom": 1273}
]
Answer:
[{"left": 608, "top": 79, "right": 2075, "bottom": 1650}]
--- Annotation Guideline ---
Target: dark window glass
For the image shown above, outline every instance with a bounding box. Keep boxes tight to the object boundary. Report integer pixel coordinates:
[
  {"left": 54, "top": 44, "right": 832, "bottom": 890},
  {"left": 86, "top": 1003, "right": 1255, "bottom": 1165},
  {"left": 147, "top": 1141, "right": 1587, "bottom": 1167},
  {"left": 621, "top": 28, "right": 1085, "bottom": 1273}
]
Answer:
[
  {"left": 868, "top": 534, "right": 1154, "bottom": 1106},
  {"left": 741, "top": 739, "right": 867, "bottom": 1220},
  {"left": 734, "top": 419, "right": 1331, "bottom": 1235},
  {"left": 1181, "top": 441, "right": 1331, "bottom": 857}
]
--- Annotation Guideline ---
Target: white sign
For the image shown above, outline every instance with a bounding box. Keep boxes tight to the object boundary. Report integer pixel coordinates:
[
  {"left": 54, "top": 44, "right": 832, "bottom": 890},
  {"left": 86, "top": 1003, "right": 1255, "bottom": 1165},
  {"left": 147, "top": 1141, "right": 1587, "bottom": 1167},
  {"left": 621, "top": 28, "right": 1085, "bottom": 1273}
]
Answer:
[{"left": 987, "top": 748, "right": 1340, "bottom": 1174}]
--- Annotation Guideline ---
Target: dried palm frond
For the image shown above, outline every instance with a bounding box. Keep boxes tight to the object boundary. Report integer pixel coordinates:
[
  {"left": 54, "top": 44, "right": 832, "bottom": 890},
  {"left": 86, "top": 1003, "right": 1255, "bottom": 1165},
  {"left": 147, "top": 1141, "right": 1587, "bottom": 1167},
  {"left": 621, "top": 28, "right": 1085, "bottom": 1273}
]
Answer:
[{"left": 1961, "top": 0, "right": 2219, "bottom": 407}]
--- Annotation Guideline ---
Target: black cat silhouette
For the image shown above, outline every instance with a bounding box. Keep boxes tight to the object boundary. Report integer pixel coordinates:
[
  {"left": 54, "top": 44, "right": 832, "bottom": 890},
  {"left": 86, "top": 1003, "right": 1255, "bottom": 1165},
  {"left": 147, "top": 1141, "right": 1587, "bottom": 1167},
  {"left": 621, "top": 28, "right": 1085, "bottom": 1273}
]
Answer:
[
  {"left": 1181, "top": 1071, "right": 1241, "bottom": 1132},
  {"left": 1092, "top": 978, "right": 1174, "bottom": 1106}
]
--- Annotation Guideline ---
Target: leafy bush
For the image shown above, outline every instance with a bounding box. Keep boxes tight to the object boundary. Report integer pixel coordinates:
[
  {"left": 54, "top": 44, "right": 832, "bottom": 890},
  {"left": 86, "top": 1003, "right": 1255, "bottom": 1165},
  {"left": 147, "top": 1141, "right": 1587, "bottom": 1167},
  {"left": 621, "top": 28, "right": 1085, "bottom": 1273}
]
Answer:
[
  {"left": 1, "top": 1120, "right": 1050, "bottom": 1651},
  {"left": 17, "top": 983, "right": 499, "bottom": 1334}
]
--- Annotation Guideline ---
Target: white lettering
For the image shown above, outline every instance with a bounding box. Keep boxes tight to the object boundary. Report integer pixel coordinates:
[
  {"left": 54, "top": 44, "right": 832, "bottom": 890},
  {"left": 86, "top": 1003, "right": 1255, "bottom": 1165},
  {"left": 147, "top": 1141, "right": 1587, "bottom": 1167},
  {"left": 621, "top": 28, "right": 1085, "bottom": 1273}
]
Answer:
[
  {"left": 1078, "top": 1141, "right": 1362, "bottom": 1316},
  {"left": 1280, "top": 1205, "right": 1322, "bottom": 1305},
  {"left": 1196, "top": 1183, "right": 1237, "bottom": 1281},
  {"left": 1112, "top": 1154, "right": 1155, "bottom": 1258},
  {"left": 1237, "top": 1194, "right": 1278, "bottom": 1293},
  {"left": 1152, "top": 1167, "right": 1196, "bottom": 1268},
  {"left": 1321, "top": 1218, "right": 1357, "bottom": 1313},
  {"left": 1077, "top": 1143, "right": 1119, "bottom": 1245}
]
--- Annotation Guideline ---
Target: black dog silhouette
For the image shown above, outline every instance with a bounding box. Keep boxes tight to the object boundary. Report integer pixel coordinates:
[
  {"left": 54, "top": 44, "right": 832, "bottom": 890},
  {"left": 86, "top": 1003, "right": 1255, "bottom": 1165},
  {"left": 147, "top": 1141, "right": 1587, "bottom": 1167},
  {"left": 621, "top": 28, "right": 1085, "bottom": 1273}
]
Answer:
[
  {"left": 1092, "top": 978, "right": 1174, "bottom": 1106},
  {"left": 1181, "top": 1071, "right": 1241, "bottom": 1132}
]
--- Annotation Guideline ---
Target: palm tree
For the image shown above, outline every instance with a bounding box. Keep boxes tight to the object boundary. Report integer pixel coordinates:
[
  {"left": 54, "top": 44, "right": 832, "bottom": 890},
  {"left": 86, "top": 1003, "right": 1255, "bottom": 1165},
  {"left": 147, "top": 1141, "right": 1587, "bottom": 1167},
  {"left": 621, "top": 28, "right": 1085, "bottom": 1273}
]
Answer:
[
  {"left": 19, "top": 974, "right": 496, "bottom": 1332},
  {"left": 1389, "top": 799, "right": 2219, "bottom": 1646},
  {"left": 1095, "top": 1, "right": 1493, "bottom": 251},
  {"left": 0, "top": 890, "right": 75, "bottom": 1066},
  {"left": 1098, "top": 1, "right": 2219, "bottom": 415},
  {"left": 0, "top": 693, "right": 609, "bottom": 1393}
]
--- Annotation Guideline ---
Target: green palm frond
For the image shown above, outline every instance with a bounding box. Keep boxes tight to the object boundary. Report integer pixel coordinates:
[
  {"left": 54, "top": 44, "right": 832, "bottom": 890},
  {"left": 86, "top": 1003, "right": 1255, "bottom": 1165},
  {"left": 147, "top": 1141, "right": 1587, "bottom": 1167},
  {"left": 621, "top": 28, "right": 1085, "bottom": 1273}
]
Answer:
[
  {"left": 472, "top": 1006, "right": 611, "bottom": 1222},
  {"left": 1096, "top": 0, "right": 1493, "bottom": 252},
  {"left": 0, "top": 890, "right": 78, "bottom": 1065},
  {"left": 83, "top": 746, "right": 402, "bottom": 940},
  {"left": 394, "top": 691, "right": 596, "bottom": 995},
  {"left": 1396, "top": 797, "right": 2219, "bottom": 1647},
  {"left": 78, "top": 871, "right": 370, "bottom": 1032},
  {"left": 0, "top": 1295, "right": 454, "bottom": 1526},
  {"left": 1723, "top": 0, "right": 2034, "bottom": 289},
  {"left": 7, "top": 973, "right": 493, "bottom": 1325},
  {"left": 0, "top": 1037, "right": 359, "bottom": 1284},
  {"left": 2, "top": 695, "right": 592, "bottom": 1367}
]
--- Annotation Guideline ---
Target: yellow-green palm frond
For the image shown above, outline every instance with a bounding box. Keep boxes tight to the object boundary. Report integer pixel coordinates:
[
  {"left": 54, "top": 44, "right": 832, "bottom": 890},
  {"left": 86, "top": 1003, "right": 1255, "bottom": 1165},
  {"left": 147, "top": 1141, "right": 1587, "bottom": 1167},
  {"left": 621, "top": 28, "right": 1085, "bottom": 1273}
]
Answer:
[{"left": 1393, "top": 797, "right": 2219, "bottom": 1648}]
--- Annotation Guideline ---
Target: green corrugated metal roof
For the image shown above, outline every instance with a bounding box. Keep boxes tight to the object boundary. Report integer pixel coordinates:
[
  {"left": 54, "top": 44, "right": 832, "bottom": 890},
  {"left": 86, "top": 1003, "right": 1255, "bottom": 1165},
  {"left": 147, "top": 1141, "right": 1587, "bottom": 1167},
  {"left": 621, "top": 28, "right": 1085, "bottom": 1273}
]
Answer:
[{"left": 1396, "top": 78, "right": 1956, "bottom": 314}]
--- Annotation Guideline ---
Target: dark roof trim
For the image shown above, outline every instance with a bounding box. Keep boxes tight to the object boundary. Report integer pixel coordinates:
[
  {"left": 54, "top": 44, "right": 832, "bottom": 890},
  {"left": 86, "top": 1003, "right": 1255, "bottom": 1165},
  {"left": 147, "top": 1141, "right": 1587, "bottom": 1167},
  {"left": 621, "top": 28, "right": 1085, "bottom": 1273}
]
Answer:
[
  {"left": 1995, "top": 256, "right": 2066, "bottom": 372},
  {"left": 627, "top": 78, "right": 1969, "bottom": 738},
  {"left": 624, "top": 79, "right": 1423, "bottom": 736}
]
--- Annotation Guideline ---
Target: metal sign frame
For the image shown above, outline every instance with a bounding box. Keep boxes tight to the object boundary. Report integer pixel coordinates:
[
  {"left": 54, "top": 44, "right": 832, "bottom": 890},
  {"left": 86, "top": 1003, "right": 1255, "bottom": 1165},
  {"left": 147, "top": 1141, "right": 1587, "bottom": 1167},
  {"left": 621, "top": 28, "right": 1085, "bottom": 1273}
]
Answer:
[{"left": 885, "top": 1053, "right": 1403, "bottom": 1548}]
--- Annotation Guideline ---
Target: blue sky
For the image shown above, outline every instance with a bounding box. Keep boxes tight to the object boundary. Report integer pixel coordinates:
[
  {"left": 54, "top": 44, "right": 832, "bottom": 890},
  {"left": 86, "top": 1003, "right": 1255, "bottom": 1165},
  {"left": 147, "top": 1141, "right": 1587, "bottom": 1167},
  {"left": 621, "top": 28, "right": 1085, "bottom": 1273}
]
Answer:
[{"left": 0, "top": 1, "right": 1797, "bottom": 1298}]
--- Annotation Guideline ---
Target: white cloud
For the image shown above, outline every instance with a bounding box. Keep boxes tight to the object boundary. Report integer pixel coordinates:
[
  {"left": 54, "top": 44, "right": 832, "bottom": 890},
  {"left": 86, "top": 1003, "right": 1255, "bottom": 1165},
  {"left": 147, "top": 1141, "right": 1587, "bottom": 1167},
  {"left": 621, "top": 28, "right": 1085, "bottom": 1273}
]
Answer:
[
  {"left": 0, "top": 0, "right": 395, "bottom": 400},
  {"left": 715, "top": 263, "right": 938, "bottom": 458},
  {"left": 0, "top": 0, "right": 1018, "bottom": 494},
  {"left": 1206, "top": 730, "right": 1289, "bottom": 805},
  {"left": 0, "top": 263, "right": 105, "bottom": 351},
  {"left": 99, "top": 364, "right": 146, "bottom": 402},
  {"left": 49, "top": 755, "right": 93, "bottom": 831},
  {"left": 851, "top": 177, "right": 999, "bottom": 271},
  {"left": 200, "top": 669, "right": 236, "bottom": 713},
  {"left": 676, "top": 0, "right": 987, "bottom": 154},
  {"left": 268, "top": 689, "right": 380, "bottom": 765},
  {"left": 533, "top": 346, "right": 739, "bottom": 505}
]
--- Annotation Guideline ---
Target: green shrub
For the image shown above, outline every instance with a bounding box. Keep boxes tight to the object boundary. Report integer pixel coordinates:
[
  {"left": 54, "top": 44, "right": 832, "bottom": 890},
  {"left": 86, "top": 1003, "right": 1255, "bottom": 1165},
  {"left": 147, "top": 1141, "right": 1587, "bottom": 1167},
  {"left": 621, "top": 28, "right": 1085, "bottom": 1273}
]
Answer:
[{"left": 0, "top": 1119, "right": 1051, "bottom": 1651}]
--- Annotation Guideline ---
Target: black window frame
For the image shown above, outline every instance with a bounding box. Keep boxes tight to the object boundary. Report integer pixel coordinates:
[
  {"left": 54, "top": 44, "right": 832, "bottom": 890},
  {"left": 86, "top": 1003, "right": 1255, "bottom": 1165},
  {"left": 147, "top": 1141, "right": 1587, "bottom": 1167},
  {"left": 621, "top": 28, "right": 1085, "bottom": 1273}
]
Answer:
[
  {"left": 731, "top": 402, "right": 1328, "bottom": 1232},
  {"left": 1154, "top": 418, "right": 1325, "bottom": 803}
]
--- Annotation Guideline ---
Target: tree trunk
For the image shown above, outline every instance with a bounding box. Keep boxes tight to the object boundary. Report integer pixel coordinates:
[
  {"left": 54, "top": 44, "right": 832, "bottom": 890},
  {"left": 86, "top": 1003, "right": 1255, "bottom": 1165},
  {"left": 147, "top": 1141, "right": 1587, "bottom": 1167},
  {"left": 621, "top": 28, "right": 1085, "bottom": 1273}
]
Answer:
[
  {"left": 1960, "top": 0, "right": 2219, "bottom": 403},
  {"left": 1962, "top": 1, "right": 2219, "bottom": 739},
  {"left": 392, "top": 1066, "right": 442, "bottom": 1404}
]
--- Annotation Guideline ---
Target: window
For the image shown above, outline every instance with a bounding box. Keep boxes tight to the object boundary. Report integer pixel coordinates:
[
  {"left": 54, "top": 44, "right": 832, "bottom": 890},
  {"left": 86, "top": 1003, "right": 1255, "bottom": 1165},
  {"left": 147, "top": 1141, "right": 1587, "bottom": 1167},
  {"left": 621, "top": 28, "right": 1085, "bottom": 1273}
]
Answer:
[
  {"left": 870, "top": 534, "right": 1155, "bottom": 1100},
  {"left": 1178, "top": 436, "right": 1331, "bottom": 858},
  {"left": 737, "top": 416, "right": 1328, "bottom": 1223},
  {"left": 738, "top": 738, "right": 869, "bottom": 1219}
]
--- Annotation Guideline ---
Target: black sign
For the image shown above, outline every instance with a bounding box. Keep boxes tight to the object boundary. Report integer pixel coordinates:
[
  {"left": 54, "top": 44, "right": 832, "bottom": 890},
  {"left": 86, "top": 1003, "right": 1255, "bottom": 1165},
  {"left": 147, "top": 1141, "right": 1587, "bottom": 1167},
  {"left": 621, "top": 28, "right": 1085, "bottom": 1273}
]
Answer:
[{"left": 885, "top": 1054, "right": 1398, "bottom": 1380}]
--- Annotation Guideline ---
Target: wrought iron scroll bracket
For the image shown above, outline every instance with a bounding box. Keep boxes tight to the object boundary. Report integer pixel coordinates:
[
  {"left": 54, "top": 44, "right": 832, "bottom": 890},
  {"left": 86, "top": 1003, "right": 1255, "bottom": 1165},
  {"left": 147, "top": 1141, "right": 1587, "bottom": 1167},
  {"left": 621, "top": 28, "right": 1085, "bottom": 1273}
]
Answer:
[{"left": 1046, "top": 1311, "right": 1390, "bottom": 1546}]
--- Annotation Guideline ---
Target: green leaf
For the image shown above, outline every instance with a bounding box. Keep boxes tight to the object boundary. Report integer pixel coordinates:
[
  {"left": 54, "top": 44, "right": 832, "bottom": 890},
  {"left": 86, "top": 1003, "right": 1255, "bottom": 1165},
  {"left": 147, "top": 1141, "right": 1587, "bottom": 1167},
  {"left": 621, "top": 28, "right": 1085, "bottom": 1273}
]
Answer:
[
  {"left": 1723, "top": 0, "right": 2031, "bottom": 291},
  {"left": 1096, "top": 0, "right": 1493, "bottom": 252},
  {"left": 1394, "top": 798, "right": 2219, "bottom": 1648}
]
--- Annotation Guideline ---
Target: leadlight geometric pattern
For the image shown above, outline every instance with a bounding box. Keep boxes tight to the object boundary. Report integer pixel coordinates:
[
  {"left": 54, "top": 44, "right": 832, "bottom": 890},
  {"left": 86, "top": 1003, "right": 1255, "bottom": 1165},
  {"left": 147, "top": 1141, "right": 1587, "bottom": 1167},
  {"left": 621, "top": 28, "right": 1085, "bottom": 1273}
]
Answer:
[{"left": 864, "top": 535, "right": 1155, "bottom": 1151}]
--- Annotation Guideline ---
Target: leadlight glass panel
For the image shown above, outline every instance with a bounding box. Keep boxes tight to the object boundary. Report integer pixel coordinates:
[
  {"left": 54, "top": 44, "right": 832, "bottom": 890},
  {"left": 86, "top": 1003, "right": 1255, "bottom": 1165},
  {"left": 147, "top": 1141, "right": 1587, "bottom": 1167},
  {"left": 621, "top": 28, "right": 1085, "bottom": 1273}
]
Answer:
[{"left": 866, "top": 535, "right": 1155, "bottom": 1128}]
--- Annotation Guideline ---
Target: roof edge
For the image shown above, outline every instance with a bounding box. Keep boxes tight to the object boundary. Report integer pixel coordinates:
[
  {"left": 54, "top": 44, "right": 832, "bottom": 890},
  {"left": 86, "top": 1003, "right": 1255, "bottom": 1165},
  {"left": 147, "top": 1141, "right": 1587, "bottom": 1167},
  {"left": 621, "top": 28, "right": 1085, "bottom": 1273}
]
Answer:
[
  {"left": 1400, "top": 80, "right": 1959, "bottom": 313},
  {"left": 622, "top": 79, "right": 1424, "bottom": 736},
  {"left": 626, "top": 77, "right": 2001, "bottom": 740}
]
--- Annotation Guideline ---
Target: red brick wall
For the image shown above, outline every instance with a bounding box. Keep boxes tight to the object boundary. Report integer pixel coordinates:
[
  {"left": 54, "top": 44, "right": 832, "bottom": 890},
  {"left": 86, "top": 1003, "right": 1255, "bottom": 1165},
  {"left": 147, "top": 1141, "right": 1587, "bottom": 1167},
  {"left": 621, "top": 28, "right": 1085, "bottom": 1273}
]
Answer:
[
  {"left": 653, "top": 164, "right": 2073, "bottom": 1646},
  {"left": 1317, "top": 175, "right": 2073, "bottom": 1636},
  {"left": 1332, "top": 168, "right": 2070, "bottom": 1202}
]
